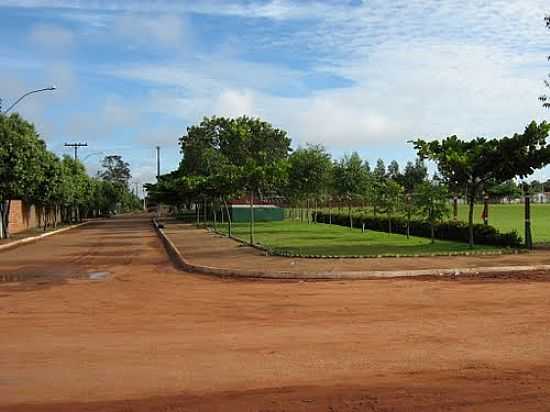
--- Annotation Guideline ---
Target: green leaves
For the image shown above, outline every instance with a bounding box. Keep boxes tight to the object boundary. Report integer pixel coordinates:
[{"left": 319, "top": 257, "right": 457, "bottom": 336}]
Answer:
[
  {"left": 333, "top": 152, "right": 369, "bottom": 200},
  {"left": 173, "top": 115, "right": 292, "bottom": 204},
  {"left": 287, "top": 144, "right": 332, "bottom": 201}
]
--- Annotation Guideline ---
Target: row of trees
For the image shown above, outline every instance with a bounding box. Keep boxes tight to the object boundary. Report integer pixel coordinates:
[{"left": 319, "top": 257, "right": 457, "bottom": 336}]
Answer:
[
  {"left": 0, "top": 113, "right": 141, "bottom": 239},
  {"left": 147, "top": 114, "right": 550, "bottom": 247}
]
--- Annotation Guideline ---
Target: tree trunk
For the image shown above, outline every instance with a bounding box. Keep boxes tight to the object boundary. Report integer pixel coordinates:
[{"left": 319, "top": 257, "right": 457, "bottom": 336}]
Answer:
[
  {"left": 348, "top": 202, "right": 353, "bottom": 230},
  {"left": 249, "top": 191, "right": 255, "bottom": 244},
  {"left": 223, "top": 199, "right": 232, "bottom": 238},
  {"left": 314, "top": 199, "right": 318, "bottom": 223},
  {"left": 430, "top": 222, "right": 435, "bottom": 243},
  {"left": 453, "top": 196, "right": 458, "bottom": 220},
  {"left": 483, "top": 195, "right": 489, "bottom": 225},
  {"left": 53, "top": 205, "right": 58, "bottom": 229},
  {"left": 306, "top": 198, "right": 310, "bottom": 224},
  {"left": 0, "top": 201, "right": 5, "bottom": 239},
  {"left": 43, "top": 206, "right": 48, "bottom": 232},
  {"left": 406, "top": 210, "right": 410, "bottom": 240},
  {"left": 2, "top": 200, "right": 11, "bottom": 239},
  {"left": 212, "top": 202, "right": 217, "bottom": 230},
  {"left": 468, "top": 196, "right": 475, "bottom": 248},
  {"left": 524, "top": 187, "right": 533, "bottom": 249},
  {"left": 196, "top": 202, "right": 200, "bottom": 226},
  {"left": 329, "top": 200, "right": 332, "bottom": 225}
]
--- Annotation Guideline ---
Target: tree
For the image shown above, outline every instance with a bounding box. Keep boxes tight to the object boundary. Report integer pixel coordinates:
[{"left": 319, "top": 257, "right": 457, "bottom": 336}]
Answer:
[
  {"left": 379, "top": 179, "right": 404, "bottom": 233},
  {"left": 34, "top": 151, "right": 64, "bottom": 230},
  {"left": 540, "top": 16, "right": 550, "bottom": 109},
  {"left": 387, "top": 160, "right": 400, "bottom": 181},
  {"left": 99, "top": 155, "right": 131, "bottom": 186},
  {"left": 333, "top": 152, "right": 369, "bottom": 229},
  {"left": 413, "top": 121, "right": 550, "bottom": 247},
  {"left": 373, "top": 158, "right": 386, "bottom": 180},
  {"left": 61, "top": 155, "right": 89, "bottom": 223},
  {"left": 413, "top": 181, "right": 450, "bottom": 243},
  {"left": 0, "top": 113, "right": 48, "bottom": 238},
  {"left": 399, "top": 158, "right": 428, "bottom": 192},
  {"left": 287, "top": 144, "right": 332, "bottom": 224},
  {"left": 178, "top": 116, "right": 291, "bottom": 244},
  {"left": 486, "top": 180, "right": 521, "bottom": 200}
]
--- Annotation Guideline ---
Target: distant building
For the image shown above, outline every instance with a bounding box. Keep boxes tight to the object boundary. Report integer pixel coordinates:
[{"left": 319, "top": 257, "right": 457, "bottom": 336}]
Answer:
[{"left": 533, "top": 192, "right": 550, "bottom": 203}]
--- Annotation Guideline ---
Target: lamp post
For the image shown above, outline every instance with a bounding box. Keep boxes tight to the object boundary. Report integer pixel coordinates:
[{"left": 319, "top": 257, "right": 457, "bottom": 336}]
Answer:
[{"left": 2, "top": 86, "right": 56, "bottom": 114}]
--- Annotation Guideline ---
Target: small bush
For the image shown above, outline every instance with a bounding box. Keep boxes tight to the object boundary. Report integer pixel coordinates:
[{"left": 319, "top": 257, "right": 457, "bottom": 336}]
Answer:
[{"left": 316, "top": 212, "right": 522, "bottom": 248}]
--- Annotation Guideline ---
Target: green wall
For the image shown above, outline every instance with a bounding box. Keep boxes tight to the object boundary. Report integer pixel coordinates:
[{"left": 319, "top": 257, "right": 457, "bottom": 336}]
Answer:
[{"left": 231, "top": 207, "right": 285, "bottom": 222}]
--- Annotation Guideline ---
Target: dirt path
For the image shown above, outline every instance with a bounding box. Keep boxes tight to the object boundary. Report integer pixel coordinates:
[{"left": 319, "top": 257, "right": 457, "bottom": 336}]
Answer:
[{"left": 1, "top": 215, "right": 550, "bottom": 411}]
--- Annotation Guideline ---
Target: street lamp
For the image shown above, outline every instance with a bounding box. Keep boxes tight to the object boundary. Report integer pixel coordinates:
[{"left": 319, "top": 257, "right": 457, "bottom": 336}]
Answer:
[{"left": 3, "top": 85, "right": 56, "bottom": 114}]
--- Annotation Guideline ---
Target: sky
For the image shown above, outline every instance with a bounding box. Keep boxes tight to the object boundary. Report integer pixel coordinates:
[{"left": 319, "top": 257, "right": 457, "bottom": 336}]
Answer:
[{"left": 1, "top": 0, "right": 549, "bottom": 192}]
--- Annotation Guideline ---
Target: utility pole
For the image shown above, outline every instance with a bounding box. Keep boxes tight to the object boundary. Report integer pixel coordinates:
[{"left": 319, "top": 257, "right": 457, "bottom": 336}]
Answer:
[
  {"left": 156, "top": 146, "right": 161, "bottom": 219},
  {"left": 64, "top": 142, "right": 88, "bottom": 161},
  {"left": 156, "top": 146, "right": 161, "bottom": 178}
]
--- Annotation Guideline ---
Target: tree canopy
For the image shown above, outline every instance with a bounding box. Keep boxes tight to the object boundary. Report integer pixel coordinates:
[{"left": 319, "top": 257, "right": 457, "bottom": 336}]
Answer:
[{"left": 412, "top": 121, "right": 550, "bottom": 246}]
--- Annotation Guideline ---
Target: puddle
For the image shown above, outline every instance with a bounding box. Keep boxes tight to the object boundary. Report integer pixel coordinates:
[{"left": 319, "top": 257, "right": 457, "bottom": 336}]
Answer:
[{"left": 88, "top": 271, "right": 110, "bottom": 280}]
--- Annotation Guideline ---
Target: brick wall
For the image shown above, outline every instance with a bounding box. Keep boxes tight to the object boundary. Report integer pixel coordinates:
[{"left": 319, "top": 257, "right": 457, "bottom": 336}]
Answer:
[{"left": 8, "top": 200, "right": 59, "bottom": 234}]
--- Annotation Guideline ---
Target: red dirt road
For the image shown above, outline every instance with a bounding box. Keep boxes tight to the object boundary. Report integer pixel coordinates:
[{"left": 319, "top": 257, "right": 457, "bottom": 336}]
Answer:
[{"left": 1, "top": 215, "right": 550, "bottom": 411}]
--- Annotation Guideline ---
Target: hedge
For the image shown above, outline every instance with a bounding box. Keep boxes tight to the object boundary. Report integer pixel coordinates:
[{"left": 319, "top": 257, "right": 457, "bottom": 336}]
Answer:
[{"left": 316, "top": 212, "right": 522, "bottom": 248}]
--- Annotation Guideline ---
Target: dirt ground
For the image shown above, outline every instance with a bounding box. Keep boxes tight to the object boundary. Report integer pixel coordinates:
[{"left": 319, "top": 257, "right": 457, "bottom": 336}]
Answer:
[{"left": 1, "top": 215, "right": 550, "bottom": 411}]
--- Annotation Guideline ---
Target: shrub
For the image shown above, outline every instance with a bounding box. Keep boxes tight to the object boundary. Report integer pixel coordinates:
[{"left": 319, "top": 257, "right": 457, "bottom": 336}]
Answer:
[{"left": 316, "top": 212, "right": 522, "bottom": 248}]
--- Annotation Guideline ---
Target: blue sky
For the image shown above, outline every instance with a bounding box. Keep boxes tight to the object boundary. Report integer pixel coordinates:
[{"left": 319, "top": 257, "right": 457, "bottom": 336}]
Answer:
[{"left": 1, "top": 0, "right": 549, "bottom": 191}]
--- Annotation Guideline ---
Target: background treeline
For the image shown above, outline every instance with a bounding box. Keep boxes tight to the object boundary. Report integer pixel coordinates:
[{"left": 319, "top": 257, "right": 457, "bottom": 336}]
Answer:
[
  {"left": 147, "top": 116, "right": 550, "bottom": 248},
  {"left": 0, "top": 113, "right": 141, "bottom": 239}
]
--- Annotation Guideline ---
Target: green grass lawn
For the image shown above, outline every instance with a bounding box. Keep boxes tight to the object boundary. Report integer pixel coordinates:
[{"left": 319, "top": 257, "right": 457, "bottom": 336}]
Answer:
[
  {"left": 218, "top": 221, "right": 497, "bottom": 257},
  {"left": 316, "top": 203, "right": 550, "bottom": 244},
  {"left": 456, "top": 204, "right": 550, "bottom": 243}
]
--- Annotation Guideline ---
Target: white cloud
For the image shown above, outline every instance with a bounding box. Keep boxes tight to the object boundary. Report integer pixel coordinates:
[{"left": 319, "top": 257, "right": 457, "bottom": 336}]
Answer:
[
  {"left": 4, "top": 0, "right": 550, "bottom": 178},
  {"left": 106, "top": 39, "right": 547, "bottom": 152},
  {"left": 114, "top": 14, "right": 190, "bottom": 49},
  {"left": 214, "top": 89, "right": 257, "bottom": 117},
  {"left": 28, "top": 23, "right": 74, "bottom": 51}
]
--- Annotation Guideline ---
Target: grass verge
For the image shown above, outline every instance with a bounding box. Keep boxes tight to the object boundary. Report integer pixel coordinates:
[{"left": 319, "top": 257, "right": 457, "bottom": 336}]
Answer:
[{"left": 216, "top": 221, "right": 507, "bottom": 258}]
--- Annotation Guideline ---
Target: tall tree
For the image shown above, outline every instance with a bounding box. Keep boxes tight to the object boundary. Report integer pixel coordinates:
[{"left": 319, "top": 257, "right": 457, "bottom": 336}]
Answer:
[
  {"left": 399, "top": 158, "right": 428, "bottom": 192},
  {"left": 0, "top": 113, "right": 47, "bottom": 238},
  {"left": 287, "top": 144, "right": 332, "bottom": 224},
  {"left": 179, "top": 116, "right": 291, "bottom": 244},
  {"left": 387, "top": 160, "right": 400, "bottom": 181},
  {"left": 99, "top": 155, "right": 131, "bottom": 186},
  {"left": 373, "top": 158, "right": 386, "bottom": 180},
  {"left": 226, "top": 117, "right": 290, "bottom": 243},
  {"left": 379, "top": 179, "right": 404, "bottom": 233},
  {"left": 413, "top": 181, "right": 450, "bottom": 243},
  {"left": 413, "top": 121, "right": 550, "bottom": 247},
  {"left": 333, "top": 152, "right": 369, "bottom": 229}
]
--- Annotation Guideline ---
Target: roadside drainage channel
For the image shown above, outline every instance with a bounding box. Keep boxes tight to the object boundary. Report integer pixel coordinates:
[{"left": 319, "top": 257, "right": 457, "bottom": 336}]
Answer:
[{"left": 152, "top": 219, "right": 550, "bottom": 280}]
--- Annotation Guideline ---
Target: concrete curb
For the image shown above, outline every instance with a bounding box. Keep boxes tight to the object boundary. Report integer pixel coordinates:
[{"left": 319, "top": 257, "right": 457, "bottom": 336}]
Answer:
[
  {"left": 153, "top": 220, "right": 550, "bottom": 280},
  {"left": 0, "top": 221, "right": 90, "bottom": 253}
]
